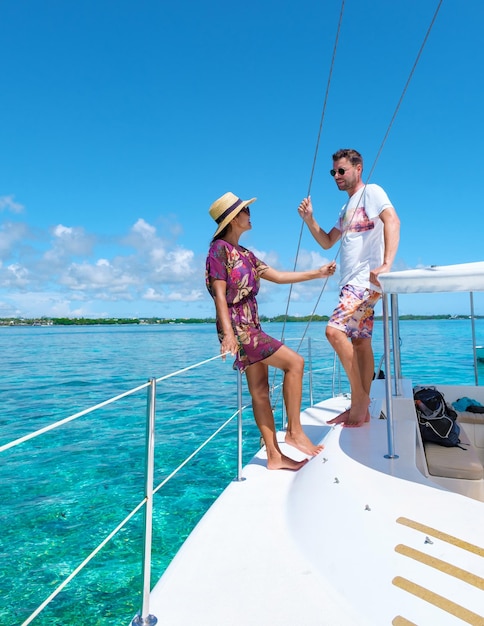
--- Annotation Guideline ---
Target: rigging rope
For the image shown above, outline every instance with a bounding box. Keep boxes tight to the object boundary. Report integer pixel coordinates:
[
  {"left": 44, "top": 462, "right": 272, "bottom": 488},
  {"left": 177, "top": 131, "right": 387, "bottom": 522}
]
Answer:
[
  {"left": 270, "top": 0, "right": 444, "bottom": 408},
  {"left": 269, "top": 0, "right": 345, "bottom": 403},
  {"left": 363, "top": 0, "right": 444, "bottom": 186},
  {"left": 279, "top": 0, "right": 345, "bottom": 348},
  {"left": 291, "top": 0, "right": 444, "bottom": 353}
]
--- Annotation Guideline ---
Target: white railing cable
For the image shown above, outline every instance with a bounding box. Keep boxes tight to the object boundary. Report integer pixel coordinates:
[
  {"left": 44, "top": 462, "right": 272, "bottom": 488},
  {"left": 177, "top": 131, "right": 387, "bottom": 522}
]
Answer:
[
  {"left": 155, "top": 352, "right": 230, "bottom": 383},
  {"left": 0, "top": 352, "right": 230, "bottom": 455},
  {"left": 21, "top": 500, "right": 147, "bottom": 626},
  {"left": 0, "top": 381, "right": 150, "bottom": 454},
  {"left": 9, "top": 347, "right": 326, "bottom": 624},
  {"left": 5, "top": 351, "right": 235, "bottom": 625},
  {"left": 152, "top": 404, "right": 250, "bottom": 496},
  {"left": 21, "top": 399, "right": 249, "bottom": 625}
]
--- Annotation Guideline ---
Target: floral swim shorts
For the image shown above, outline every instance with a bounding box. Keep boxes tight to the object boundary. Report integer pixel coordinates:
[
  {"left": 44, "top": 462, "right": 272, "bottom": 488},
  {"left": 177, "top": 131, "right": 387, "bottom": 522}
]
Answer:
[{"left": 328, "top": 284, "right": 381, "bottom": 339}]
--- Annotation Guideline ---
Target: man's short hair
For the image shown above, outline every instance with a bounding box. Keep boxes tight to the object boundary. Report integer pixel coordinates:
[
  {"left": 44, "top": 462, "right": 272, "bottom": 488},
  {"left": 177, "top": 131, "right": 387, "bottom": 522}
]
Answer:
[{"left": 332, "top": 149, "right": 363, "bottom": 168}]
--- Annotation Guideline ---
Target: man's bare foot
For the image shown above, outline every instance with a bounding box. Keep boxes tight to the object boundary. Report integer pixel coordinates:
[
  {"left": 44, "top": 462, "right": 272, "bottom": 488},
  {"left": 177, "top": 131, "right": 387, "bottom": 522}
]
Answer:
[
  {"left": 267, "top": 455, "right": 309, "bottom": 471},
  {"left": 344, "top": 402, "right": 370, "bottom": 427},
  {"left": 327, "top": 407, "right": 371, "bottom": 427},
  {"left": 285, "top": 431, "right": 324, "bottom": 456},
  {"left": 327, "top": 408, "right": 350, "bottom": 425}
]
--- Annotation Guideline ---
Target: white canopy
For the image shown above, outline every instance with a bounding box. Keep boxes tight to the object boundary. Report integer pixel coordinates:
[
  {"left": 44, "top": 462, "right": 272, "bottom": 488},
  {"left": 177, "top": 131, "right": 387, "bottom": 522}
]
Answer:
[{"left": 379, "top": 261, "right": 484, "bottom": 294}]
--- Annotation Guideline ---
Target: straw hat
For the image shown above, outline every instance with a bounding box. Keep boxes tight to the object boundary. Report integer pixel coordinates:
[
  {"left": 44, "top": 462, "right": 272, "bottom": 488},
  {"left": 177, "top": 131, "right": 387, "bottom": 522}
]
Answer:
[{"left": 209, "top": 192, "right": 257, "bottom": 237}]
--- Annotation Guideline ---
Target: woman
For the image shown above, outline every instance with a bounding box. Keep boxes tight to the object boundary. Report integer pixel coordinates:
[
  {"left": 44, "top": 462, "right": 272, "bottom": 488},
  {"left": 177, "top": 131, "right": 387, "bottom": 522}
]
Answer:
[{"left": 206, "top": 192, "right": 336, "bottom": 470}]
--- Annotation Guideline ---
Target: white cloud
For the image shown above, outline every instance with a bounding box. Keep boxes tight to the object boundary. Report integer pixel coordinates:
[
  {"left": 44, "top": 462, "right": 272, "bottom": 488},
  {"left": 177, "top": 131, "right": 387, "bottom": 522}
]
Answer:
[
  {"left": 167, "top": 289, "right": 203, "bottom": 302},
  {"left": 143, "top": 287, "right": 203, "bottom": 303},
  {"left": 0, "top": 221, "right": 30, "bottom": 256},
  {"left": 0, "top": 211, "right": 205, "bottom": 313},
  {"left": 132, "top": 218, "right": 157, "bottom": 239},
  {"left": 0, "top": 214, "right": 337, "bottom": 318},
  {"left": 294, "top": 248, "right": 334, "bottom": 270},
  {"left": 43, "top": 224, "right": 96, "bottom": 262},
  {"left": 124, "top": 218, "right": 158, "bottom": 250},
  {"left": 152, "top": 247, "right": 195, "bottom": 279},
  {"left": 0, "top": 195, "right": 24, "bottom": 214},
  {"left": 0, "top": 263, "right": 30, "bottom": 287},
  {"left": 59, "top": 258, "right": 139, "bottom": 294},
  {"left": 0, "top": 290, "right": 105, "bottom": 318},
  {"left": 251, "top": 246, "right": 279, "bottom": 268}
]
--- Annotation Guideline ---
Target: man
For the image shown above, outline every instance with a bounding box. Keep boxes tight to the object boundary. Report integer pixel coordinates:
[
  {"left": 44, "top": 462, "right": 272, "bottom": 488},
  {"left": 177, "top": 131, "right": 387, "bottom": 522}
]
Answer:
[{"left": 298, "top": 148, "right": 400, "bottom": 427}]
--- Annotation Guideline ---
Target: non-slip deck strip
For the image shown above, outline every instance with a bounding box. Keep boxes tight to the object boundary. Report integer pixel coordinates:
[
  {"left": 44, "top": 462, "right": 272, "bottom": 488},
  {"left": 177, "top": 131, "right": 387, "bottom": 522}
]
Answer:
[
  {"left": 392, "top": 617, "right": 417, "bottom": 626},
  {"left": 396, "top": 516, "right": 484, "bottom": 556},
  {"left": 395, "top": 544, "right": 484, "bottom": 590},
  {"left": 392, "top": 576, "right": 484, "bottom": 625}
]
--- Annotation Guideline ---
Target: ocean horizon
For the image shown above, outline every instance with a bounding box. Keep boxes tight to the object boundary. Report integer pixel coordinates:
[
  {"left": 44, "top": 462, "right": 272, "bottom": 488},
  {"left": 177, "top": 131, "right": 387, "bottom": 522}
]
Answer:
[{"left": 2, "top": 311, "right": 483, "bottom": 326}]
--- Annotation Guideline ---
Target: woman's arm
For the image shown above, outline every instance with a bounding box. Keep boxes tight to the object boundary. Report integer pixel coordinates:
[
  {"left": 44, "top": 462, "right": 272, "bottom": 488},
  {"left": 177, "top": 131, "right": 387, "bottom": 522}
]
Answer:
[
  {"left": 211, "top": 279, "right": 239, "bottom": 357},
  {"left": 260, "top": 261, "right": 336, "bottom": 285}
]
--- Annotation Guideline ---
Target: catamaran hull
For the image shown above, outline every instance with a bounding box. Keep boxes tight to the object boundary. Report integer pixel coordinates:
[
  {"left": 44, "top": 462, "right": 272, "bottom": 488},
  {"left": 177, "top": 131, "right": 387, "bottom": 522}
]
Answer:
[{"left": 149, "top": 391, "right": 483, "bottom": 626}]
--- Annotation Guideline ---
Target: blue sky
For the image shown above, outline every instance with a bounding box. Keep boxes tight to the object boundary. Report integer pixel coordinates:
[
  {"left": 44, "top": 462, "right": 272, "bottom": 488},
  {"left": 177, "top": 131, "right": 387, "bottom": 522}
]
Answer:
[{"left": 1, "top": 0, "right": 483, "bottom": 319}]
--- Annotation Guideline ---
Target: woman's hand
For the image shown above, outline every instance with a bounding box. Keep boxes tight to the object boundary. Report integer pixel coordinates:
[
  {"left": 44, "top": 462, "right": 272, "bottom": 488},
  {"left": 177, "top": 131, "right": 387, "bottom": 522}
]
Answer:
[
  {"left": 221, "top": 331, "right": 238, "bottom": 359},
  {"left": 319, "top": 261, "right": 337, "bottom": 277}
]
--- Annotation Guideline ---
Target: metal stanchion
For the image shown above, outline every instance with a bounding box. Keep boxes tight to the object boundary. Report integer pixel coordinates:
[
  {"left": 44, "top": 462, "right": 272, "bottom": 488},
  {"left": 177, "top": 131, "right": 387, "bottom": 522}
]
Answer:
[
  {"left": 132, "top": 378, "right": 158, "bottom": 626},
  {"left": 470, "top": 292, "right": 479, "bottom": 386},
  {"left": 382, "top": 295, "right": 398, "bottom": 460},
  {"left": 308, "top": 337, "right": 314, "bottom": 406},
  {"left": 236, "top": 369, "right": 245, "bottom": 482}
]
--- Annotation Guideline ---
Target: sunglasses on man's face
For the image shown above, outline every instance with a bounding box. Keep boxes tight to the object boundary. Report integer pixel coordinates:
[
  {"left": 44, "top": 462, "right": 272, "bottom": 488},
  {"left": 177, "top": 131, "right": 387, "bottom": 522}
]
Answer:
[
  {"left": 240, "top": 206, "right": 250, "bottom": 216},
  {"left": 330, "top": 167, "right": 349, "bottom": 177}
]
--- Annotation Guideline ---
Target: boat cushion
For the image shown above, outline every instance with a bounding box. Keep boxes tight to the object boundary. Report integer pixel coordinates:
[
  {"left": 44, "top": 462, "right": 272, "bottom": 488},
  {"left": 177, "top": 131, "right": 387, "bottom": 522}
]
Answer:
[
  {"left": 423, "top": 423, "right": 484, "bottom": 480},
  {"left": 457, "top": 410, "right": 484, "bottom": 425}
]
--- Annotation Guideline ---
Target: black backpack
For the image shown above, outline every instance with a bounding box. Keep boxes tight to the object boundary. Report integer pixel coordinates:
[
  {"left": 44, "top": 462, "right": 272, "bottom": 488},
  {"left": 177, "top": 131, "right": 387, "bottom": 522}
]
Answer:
[{"left": 413, "top": 386, "right": 461, "bottom": 447}]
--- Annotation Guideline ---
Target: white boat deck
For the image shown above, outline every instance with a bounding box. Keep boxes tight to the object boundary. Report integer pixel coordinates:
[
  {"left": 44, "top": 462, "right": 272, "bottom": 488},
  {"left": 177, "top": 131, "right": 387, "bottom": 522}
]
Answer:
[{"left": 149, "top": 383, "right": 484, "bottom": 626}]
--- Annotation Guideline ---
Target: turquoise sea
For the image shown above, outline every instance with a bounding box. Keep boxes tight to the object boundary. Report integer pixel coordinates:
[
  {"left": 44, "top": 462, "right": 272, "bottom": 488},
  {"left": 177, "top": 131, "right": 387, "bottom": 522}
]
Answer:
[{"left": 1, "top": 318, "right": 483, "bottom": 625}]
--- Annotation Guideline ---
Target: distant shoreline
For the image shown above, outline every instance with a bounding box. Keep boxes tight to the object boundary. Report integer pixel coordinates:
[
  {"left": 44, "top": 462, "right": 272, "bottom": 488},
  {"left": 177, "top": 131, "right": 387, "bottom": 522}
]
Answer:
[{"left": 1, "top": 314, "right": 482, "bottom": 327}]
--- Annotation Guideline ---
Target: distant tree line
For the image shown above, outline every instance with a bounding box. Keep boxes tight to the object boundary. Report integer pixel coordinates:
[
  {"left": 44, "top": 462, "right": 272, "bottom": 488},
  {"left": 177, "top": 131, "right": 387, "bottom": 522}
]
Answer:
[{"left": 0, "top": 314, "right": 481, "bottom": 327}]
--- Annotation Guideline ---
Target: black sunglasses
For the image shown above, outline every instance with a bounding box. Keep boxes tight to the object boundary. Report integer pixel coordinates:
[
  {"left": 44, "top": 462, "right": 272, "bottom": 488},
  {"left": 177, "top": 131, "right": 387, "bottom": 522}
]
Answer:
[
  {"left": 330, "top": 168, "right": 349, "bottom": 177},
  {"left": 240, "top": 206, "right": 250, "bottom": 215}
]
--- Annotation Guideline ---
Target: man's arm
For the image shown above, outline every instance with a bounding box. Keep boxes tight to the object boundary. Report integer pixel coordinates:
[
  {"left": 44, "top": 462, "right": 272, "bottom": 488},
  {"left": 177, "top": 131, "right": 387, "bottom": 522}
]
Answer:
[
  {"left": 298, "top": 196, "right": 341, "bottom": 250},
  {"left": 371, "top": 206, "right": 400, "bottom": 286}
]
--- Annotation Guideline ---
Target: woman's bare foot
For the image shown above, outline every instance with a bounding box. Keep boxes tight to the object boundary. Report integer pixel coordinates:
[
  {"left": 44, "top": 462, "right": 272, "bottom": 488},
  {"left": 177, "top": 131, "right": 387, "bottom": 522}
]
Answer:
[
  {"left": 284, "top": 431, "right": 324, "bottom": 456},
  {"left": 266, "top": 454, "right": 309, "bottom": 471}
]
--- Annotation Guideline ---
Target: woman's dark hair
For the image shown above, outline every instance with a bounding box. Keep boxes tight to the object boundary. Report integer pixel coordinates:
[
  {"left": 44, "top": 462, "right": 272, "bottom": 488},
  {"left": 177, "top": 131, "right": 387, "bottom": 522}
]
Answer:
[{"left": 211, "top": 224, "right": 230, "bottom": 245}]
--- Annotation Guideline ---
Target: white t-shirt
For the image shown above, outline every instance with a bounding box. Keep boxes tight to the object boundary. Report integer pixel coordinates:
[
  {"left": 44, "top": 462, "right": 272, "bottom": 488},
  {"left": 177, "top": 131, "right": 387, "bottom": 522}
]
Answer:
[{"left": 334, "top": 184, "right": 393, "bottom": 292}]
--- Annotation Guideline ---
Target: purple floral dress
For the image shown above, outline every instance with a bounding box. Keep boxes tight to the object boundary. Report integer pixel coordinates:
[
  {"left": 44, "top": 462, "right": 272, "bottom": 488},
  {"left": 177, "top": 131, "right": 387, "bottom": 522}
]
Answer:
[{"left": 206, "top": 239, "right": 283, "bottom": 372}]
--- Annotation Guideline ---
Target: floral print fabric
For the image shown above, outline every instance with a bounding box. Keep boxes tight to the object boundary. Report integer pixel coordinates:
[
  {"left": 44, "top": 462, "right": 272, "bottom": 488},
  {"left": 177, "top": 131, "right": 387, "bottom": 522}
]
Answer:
[
  {"left": 206, "top": 239, "right": 283, "bottom": 371},
  {"left": 327, "top": 284, "right": 381, "bottom": 339}
]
